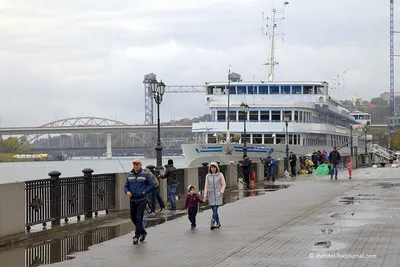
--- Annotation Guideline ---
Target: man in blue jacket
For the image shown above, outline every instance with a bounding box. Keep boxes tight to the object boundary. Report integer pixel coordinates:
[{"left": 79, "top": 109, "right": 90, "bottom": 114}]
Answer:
[
  {"left": 261, "top": 153, "right": 275, "bottom": 183},
  {"left": 124, "top": 159, "right": 153, "bottom": 245}
]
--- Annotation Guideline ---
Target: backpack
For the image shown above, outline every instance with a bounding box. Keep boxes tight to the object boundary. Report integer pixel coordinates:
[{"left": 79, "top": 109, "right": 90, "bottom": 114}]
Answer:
[{"left": 146, "top": 168, "right": 159, "bottom": 187}]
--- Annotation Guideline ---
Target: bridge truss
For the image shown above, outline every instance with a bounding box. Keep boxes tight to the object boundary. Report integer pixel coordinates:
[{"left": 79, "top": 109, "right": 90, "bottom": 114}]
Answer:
[{"left": 19, "top": 117, "right": 193, "bottom": 150}]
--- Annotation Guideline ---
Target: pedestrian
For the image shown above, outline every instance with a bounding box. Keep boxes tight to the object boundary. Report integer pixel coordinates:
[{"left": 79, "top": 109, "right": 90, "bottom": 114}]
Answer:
[
  {"left": 203, "top": 162, "right": 226, "bottom": 230},
  {"left": 184, "top": 185, "right": 203, "bottom": 229},
  {"left": 261, "top": 153, "right": 275, "bottom": 183},
  {"left": 347, "top": 158, "right": 352, "bottom": 179},
  {"left": 312, "top": 150, "right": 319, "bottom": 168},
  {"left": 289, "top": 151, "right": 297, "bottom": 177},
  {"left": 145, "top": 166, "right": 165, "bottom": 215},
  {"left": 159, "top": 159, "right": 178, "bottom": 210},
  {"left": 240, "top": 155, "right": 251, "bottom": 187},
  {"left": 124, "top": 159, "right": 154, "bottom": 245},
  {"left": 329, "top": 147, "right": 341, "bottom": 179}
]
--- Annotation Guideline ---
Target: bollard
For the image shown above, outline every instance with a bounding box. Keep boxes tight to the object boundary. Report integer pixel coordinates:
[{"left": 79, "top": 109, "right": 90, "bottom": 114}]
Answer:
[
  {"left": 82, "top": 168, "right": 94, "bottom": 218},
  {"left": 49, "top": 171, "right": 61, "bottom": 226}
]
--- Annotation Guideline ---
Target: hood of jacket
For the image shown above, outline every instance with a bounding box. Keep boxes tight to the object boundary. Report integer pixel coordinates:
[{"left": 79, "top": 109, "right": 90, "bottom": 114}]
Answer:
[{"left": 208, "top": 161, "right": 220, "bottom": 173}]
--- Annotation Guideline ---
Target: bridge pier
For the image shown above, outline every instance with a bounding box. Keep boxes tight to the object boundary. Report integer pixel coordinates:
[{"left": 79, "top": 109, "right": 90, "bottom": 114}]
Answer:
[{"left": 106, "top": 133, "right": 112, "bottom": 159}]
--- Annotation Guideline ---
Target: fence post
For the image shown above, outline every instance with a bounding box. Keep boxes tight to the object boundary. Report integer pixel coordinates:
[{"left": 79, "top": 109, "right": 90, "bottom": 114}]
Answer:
[
  {"left": 49, "top": 171, "right": 61, "bottom": 226},
  {"left": 83, "top": 168, "right": 94, "bottom": 218}
]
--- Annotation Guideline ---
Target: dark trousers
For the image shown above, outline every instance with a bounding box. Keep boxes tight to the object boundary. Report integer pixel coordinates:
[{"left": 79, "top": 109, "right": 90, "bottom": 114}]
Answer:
[
  {"left": 151, "top": 187, "right": 165, "bottom": 213},
  {"left": 243, "top": 172, "right": 250, "bottom": 185},
  {"left": 130, "top": 199, "right": 147, "bottom": 237},
  {"left": 290, "top": 164, "right": 296, "bottom": 176},
  {"left": 266, "top": 166, "right": 275, "bottom": 182},
  {"left": 188, "top": 207, "right": 198, "bottom": 226}
]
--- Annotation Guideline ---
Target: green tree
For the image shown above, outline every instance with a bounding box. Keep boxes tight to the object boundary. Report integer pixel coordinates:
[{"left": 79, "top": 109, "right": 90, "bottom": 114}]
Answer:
[{"left": 370, "top": 97, "right": 387, "bottom": 105}]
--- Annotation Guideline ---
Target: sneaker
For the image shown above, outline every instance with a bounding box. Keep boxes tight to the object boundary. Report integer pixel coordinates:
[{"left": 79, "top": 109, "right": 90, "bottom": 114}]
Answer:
[
  {"left": 149, "top": 212, "right": 156, "bottom": 216},
  {"left": 133, "top": 236, "right": 139, "bottom": 245},
  {"left": 191, "top": 224, "right": 196, "bottom": 229},
  {"left": 335, "top": 177, "right": 338, "bottom": 180},
  {"left": 168, "top": 207, "right": 176, "bottom": 211},
  {"left": 139, "top": 231, "right": 147, "bottom": 242},
  {"left": 159, "top": 207, "right": 164, "bottom": 212},
  {"left": 210, "top": 219, "right": 215, "bottom": 230},
  {"left": 349, "top": 177, "right": 352, "bottom": 179},
  {"left": 215, "top": 221, "right": 221, "bottom": 228}
]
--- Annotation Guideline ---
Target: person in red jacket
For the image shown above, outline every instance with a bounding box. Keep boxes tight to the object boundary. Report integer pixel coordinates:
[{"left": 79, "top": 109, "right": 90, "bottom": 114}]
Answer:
[{"left": 184, "top": 185, "right": 203, "bottom": 229}]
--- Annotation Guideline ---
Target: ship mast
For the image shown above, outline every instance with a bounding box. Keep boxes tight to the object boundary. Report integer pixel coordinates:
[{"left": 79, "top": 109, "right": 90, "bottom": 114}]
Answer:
[{"left": 263, "top": 2, "right": 289, "bottom": 81}]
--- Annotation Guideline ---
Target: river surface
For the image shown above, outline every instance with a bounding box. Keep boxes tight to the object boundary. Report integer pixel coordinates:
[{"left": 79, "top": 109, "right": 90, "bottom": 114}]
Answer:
[{"left": 0, "top": 156, "right": 186, "bottom": 184}]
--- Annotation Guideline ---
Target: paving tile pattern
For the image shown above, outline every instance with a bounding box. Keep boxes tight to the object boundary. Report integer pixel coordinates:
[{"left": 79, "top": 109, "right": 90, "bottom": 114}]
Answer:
[{"left": 46, "top": 167, "right": 400, "bottom": 267}]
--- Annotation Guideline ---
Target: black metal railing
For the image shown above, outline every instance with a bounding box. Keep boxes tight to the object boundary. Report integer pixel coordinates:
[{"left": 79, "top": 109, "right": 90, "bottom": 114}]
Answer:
[{"left": 25, "top": 168, "right": 116, "bottom": 231}]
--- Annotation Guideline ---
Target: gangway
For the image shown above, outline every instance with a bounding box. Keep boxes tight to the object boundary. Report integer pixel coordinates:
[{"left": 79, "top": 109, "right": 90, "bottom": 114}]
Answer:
[{"left": 369, "top": 144, "right": 397, "bottom": 162}]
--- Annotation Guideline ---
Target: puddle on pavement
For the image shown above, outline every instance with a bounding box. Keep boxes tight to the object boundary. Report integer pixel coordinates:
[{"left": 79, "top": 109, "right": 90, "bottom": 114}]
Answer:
[
  {"left": 0, "top": 182, "right": 288, "bottom": 267},
  {"left": 312, "top": 241, "right": 347, "bottom": 252}
]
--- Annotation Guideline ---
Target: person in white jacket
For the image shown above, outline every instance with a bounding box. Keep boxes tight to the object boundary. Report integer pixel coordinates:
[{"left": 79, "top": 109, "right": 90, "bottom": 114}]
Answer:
[{"left": 203, "top": 162, "right": 226, "bottom": 230}]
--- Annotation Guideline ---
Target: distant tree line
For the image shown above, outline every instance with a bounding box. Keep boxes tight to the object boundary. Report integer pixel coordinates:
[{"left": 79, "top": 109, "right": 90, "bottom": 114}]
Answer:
[{"left": 0, "top": 136, "right": 30, "bottom": 153}]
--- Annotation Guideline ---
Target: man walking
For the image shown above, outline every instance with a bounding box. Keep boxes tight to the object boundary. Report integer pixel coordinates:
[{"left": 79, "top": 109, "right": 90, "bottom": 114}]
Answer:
[
  {"left": 124, "top": 159, "right": 153, "bottom": 245},
  {"left": 145, "top": 166, "right": 165, "bottom": 215},
  {"left": 312, "top": 150, "right": 319, "bottom": 168},
  {"left": 159, "top": 159, "right": 178, "bottom": 210},
  {"left": 329, "top": 147, "right": 341, "bottom": 179}
]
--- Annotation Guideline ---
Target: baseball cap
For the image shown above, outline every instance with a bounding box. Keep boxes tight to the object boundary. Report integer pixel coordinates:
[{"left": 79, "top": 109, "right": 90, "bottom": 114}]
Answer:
[{"left": 132, "top": 159, "right": 142, "bottom": 164}]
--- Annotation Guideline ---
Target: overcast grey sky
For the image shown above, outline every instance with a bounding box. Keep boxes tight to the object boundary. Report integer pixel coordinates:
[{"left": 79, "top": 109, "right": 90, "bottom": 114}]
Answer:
[{"left": 0, "top": 0, "right": 396, "bottom": 126}]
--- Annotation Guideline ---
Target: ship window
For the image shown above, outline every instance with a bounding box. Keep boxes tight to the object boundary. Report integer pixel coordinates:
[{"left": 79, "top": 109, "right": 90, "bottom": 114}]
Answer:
[
  {"left": 229, "top": 111, "right": 236, "bottom": 121},
  {"left": 271, "top": 111, "right": 280, "bottom": 121},
  {"left": 259, "top": 85, "right": 268, "bottom": 94},
  {"left": 206, "top": 86, "right": 213, "bottom": 95},
  {"left": 260, "top": 111, "right": 269, "bottom": 121},
  {"left": 303, "top": 85, "right": 313, "bottom": 94},
  {"left": 248, "top": 85, "right": 257, "bottom": 94},
  {"left": 217, "top": 111, "right": 226, "bottom": 121},
  {"left": 314, "top": 85, "right": 324, "bottom": 94},
  {"left": 281, "top": 86, "right": 290, "bottom": 94},
  {"left": 237, "top": 86, "right": 246, "bottom": 94},
  {"left": 270, "top": 85, "right": 279, "bottom": 94},
  {"left": 227, "top": 85, "right": 236, "bottom": 94},
  {"left": 292, "top": 85, "right": 302, "bottom": 94},
  {"left": 264, "top": 134, "right": 274, "bottom": 144},
  {"left": 289, "top": 134, "right": 293, "bottom": 145},
  {"left": 253, "top": 134, "right": 262, "bottom": 144},
  {"left": 283, "top": 111, "right": 292, "bottom": 121},
  {"left": 238, "top": 110, "right": 247, "bottom": 121},
  {"left": 207, "top": 134, "right": 217, "bottom": 143},
  {"left": 249, "top": 111, "right": 259, "bottom": 121},
  {"left": 294, "top": 111, "right": 299, "bottom": 121},
  {"left": 215, "top": 86, "right": 226, "bottom": 94}
]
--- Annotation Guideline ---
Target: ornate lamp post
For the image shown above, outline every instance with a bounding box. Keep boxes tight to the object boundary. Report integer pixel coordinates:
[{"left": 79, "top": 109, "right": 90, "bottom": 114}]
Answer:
[
  {"left": 364, "top": 126, "right": 368, "bottom": 155},
  {"left": 240, "top": 102, "right": 249, "bottom": 156},
  {"left": 350, "top": 123, "right": 354, "bottom": 156},
  {"left": 284, "top": 116, "right": 289, "bottom": 158},
  {"left": 150, "top": 80, "right": 166, "bottom": 171}
]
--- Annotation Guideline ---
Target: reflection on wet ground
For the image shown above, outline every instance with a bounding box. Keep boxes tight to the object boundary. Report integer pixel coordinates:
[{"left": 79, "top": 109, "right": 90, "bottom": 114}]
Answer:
[{"left": 0, "top": 181, "right": 289, "bottom": 267}]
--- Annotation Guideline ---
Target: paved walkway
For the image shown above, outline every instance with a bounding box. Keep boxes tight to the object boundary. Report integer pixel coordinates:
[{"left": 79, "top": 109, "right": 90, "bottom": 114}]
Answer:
[{"left": 47, "top": 167, "right": 400, "bottom": 267}]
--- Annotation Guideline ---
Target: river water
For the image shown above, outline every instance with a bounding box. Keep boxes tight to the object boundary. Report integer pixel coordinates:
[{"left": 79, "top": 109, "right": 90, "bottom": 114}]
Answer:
[{"left": 0, "top": 156, "right": 186, "bottom": 184}]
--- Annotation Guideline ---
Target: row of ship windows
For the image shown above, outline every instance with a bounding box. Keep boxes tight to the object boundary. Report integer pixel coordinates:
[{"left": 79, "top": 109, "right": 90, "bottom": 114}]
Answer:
[
  {"left": 214, "top": 110, "right": 313, "bottom": 122},
  {"left": 208, "top": 133, "right": 350, "bottom": 147},
  {"left": 206, "top": 84, "right": 325, "bottom": 95}
]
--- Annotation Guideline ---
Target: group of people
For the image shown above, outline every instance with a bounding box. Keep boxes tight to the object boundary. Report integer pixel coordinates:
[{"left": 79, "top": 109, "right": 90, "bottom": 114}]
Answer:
[
  {"left": 124, "top": 159, "right": 226, "bottom": 245},
  {"left": 311, "top": 147, "right": 353, "bottom": 179}
]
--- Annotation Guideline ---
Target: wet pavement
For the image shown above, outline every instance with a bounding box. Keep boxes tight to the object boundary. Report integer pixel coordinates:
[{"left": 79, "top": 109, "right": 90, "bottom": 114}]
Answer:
[
  {"left": 0, "top": 181, "right": 286, "bottom": 267},
  {"left": 3, "top": 166, "right": 400, "bottom": 266}
]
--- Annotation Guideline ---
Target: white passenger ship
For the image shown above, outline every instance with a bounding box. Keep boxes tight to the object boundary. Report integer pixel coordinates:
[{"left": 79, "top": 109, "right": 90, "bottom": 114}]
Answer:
[
  {"left": 181, "top": 3, "right": 361, "bottom": 167},
  {"left": 181, "top": 79, "right": 359, "bottom": 167}
]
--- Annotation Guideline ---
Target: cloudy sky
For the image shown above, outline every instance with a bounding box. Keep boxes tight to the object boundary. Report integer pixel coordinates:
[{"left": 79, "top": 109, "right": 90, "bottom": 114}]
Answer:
[{"left": 0, "top": 0, "right": 395, "bottom": 126}]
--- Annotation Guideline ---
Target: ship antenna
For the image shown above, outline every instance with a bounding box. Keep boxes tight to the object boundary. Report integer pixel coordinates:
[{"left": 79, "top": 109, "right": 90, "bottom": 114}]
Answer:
[
  {"left": 226, "top": 66, "right": 231, "bottom": 143},
  {"left": 262, "top": 2, "right": 289, "bottom": 81}
]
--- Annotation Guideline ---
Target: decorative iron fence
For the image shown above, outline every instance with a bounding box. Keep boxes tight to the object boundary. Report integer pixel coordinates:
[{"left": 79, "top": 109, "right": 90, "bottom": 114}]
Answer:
[{"left": 25, "top": 168, "right": 116, "bottom": 231}]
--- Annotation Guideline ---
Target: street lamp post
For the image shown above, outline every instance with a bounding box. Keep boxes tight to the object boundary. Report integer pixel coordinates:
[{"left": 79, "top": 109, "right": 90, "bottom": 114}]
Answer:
[
  {"left": 240, "top": 102, "right": 249, "bottom": 157},
  {"left": 284, "top": 117, "right": 289, "bottom": 158},
  {"left": 364, "top": 127, "right": 368, "bottom": 155},
  {"left": 150, "top": 80, "right": 166, "bottom": 171},
  {"left": 350, "top": 123, "right": 354, "bottom": 156}
]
